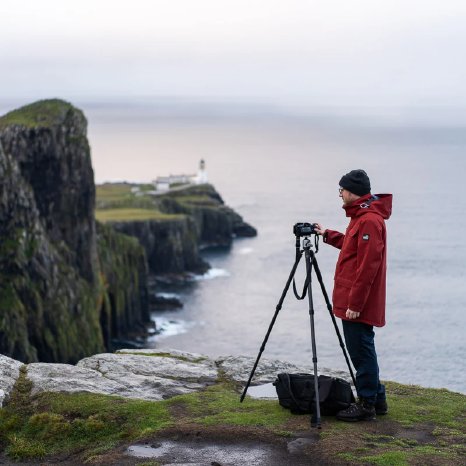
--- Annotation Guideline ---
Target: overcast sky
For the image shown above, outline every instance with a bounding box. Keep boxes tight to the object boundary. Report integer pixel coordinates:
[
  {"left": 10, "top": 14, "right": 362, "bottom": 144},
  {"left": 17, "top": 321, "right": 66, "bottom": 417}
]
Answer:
[{"left": 1, "top": 0, "right": 466, "bottom": 110}]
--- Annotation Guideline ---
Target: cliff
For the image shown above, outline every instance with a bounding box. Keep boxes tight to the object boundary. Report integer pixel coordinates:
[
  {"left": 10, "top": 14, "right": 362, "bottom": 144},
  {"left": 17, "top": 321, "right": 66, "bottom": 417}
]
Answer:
[
  {"left": 96, "top": 222, "right": 150, "bottom": 347},
  {"left": 0, "top": 100, "right": 149, "bottom": 363},
  {"left": 96, "top": 182, "right": 257, "bottom": 275}
]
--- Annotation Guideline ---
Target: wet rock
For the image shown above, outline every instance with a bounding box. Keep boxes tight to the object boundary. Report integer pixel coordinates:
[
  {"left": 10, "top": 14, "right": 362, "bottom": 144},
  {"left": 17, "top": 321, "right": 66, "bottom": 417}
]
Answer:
[
  {"left": 0, "top": 355, "right": 23, "bottom": 406},
  {"left": 150, "top": 293, "right": 183, "bottom": 310}
]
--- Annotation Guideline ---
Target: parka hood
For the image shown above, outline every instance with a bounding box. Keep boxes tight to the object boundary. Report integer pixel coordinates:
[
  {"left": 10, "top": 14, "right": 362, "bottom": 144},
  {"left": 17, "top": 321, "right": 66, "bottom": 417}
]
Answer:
[{"left": 344, "top": 193, "right": 392, "bottom": 220}]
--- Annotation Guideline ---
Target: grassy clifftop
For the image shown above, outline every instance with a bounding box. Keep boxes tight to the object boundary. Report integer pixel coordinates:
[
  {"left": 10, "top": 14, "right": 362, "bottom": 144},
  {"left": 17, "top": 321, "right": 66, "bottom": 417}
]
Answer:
[
  {"left": 95, "top": 182, "right": 223, "bottom": 222},
  {"left": 0, "top": 99, "right": 82, "bottom": 129},
  {"left": 0, "top": 370, "right": 464, "bottom": 465}
]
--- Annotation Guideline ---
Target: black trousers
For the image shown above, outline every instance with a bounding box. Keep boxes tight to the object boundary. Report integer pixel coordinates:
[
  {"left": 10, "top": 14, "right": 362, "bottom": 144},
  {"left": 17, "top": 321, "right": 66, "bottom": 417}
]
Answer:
[{"left": 342, "top": 320, "right": 386, "bottom": 404}]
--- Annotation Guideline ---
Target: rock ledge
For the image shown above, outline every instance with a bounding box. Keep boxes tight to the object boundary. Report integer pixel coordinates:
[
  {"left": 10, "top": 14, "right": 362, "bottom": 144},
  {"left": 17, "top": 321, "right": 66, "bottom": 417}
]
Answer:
[{"left": 0, "top": 349, "right": 351, "bottom": 406}]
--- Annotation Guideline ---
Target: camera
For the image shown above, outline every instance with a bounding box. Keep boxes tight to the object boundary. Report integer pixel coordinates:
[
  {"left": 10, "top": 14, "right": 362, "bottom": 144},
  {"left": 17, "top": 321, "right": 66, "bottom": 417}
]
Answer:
[{"left": 293, "top": 222, "right": 317, "bottom": 237}]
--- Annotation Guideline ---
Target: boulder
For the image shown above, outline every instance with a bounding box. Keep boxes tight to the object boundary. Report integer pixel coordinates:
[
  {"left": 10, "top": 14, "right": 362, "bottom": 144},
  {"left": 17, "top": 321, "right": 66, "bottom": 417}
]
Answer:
[
  {"left": 0, "top": 355, "right": 23, "bottom": 407},
  {"left": 217, "top": 355, "right": 353, "bottom": 385},
  {"left": 27, "top": 349, "right": 218, "bottom": 401}
]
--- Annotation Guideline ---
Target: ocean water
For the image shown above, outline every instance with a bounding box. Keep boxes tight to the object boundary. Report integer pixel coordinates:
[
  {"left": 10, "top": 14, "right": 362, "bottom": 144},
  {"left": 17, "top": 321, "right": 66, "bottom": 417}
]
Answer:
[{"left": 85, "top": 104, "right": 466, "bottom": 394}]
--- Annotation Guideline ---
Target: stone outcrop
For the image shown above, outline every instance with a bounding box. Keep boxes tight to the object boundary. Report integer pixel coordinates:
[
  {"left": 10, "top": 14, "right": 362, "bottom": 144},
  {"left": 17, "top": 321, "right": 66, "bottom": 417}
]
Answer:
[
  {"left": 0, "top": 100, "right": 150, "bottom": 363},
  {"left": 217, "top": 355, "right": 352, "bottom": 385},
  {"left": 0, "top": 349, "right": 352, "bottom": 405},
  {"left": 0, "top": 354, "right": 23, "bottom": 407}
]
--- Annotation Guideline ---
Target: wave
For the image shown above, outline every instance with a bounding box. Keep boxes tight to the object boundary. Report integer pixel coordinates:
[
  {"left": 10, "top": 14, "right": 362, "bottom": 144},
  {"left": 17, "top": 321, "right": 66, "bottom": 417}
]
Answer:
[
  {"left": 237, "top": 247, "right": 254, "bottom": 255},
  {"left": 192, "top": 268, "right": 230, "bottom": 281},
  {"left": 148, "top": 316, "right": 196, "bottom": 339},
  {"left": 155, "top": 292, "right": 181, "bottom": 300}
]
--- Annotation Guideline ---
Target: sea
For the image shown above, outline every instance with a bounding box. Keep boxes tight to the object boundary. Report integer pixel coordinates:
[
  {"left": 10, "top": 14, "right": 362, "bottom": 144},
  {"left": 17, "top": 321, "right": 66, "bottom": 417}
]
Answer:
[{"left": 4, "top": 99, "right": 465, "bottom": 394}]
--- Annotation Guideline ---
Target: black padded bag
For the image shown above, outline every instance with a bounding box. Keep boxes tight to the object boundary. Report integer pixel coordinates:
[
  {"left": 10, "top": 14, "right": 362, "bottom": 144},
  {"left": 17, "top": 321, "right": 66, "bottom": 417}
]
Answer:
[{"left": 273, "top": 373, "right": 355, "bottom": 415}]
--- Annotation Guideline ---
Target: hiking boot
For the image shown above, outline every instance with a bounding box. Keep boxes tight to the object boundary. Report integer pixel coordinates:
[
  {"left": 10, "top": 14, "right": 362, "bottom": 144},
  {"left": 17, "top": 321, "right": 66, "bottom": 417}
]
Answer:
[
  {"left": 375, "top": 398, "right": 388, "bottom": 415},
  {"left": 336, "top": 400, "right": 376, "bottom": 422}
]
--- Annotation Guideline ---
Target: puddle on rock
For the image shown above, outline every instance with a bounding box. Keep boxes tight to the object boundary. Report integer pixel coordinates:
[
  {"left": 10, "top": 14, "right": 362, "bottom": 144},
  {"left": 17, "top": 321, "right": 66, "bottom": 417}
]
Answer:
[
  {"left": 246, "top": 383, "right": 277, "bottom": 399},
  {"left": 127, "top": 440, "right": 276, "bottom": 465}
]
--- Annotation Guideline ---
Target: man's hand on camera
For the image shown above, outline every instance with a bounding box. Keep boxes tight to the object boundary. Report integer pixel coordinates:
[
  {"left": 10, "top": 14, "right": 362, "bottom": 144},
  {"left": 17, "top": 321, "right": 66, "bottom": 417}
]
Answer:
[
  {"left": 314, "top": 223, "right": 325, "bottom": 235},
  {"left": 346, "top": 309, "right": 360, "bottom": 319}
]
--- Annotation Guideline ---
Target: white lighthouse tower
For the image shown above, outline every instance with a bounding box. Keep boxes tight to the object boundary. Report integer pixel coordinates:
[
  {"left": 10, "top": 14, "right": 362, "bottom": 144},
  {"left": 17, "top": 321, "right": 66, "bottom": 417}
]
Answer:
[{"left": 196, "top": 159, "right": 208, "bottom": 184}]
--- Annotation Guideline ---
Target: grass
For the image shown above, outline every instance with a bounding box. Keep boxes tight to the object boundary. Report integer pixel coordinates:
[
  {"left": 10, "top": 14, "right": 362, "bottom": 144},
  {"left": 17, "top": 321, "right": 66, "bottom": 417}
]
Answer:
[
  {"left": 0, "top": 99, "right": 78, "bottom": 129},
  {"left": 169, "top": 194, "right": 220, "bottom": 207},
  {"left": 166, "top": 383, "right": 292, "bottom": 430},
  {"left": 94, "top": 182, "right": 222, "bottom": 222},
  {"left": 0, "top": 371, "right": 464, "bottom": 464},
  {"left": 96, "top": 183, "right": 134, "bottom": 203},
  {"left": 386, "top": 381, "right": 466, "bottom": 429},
  {"left": 323, "top": 381, "right": 466, "bottom": 465},
  {"left": 95, "top": 208, "right": 184, "bottom": 222},
  {"left": 0, "top": 391, "right": 173, "bottom": 462}
]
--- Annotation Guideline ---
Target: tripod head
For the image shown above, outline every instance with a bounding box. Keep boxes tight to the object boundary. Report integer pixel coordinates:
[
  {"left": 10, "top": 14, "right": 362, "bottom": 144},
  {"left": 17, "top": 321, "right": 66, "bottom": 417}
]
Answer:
[{"left": 293, "top": 223, "right": 320, "bottom": 254}]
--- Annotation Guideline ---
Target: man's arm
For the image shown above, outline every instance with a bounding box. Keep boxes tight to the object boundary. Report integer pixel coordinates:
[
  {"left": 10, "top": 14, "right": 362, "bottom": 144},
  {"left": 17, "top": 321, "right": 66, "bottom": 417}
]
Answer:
[{"left": 315, "top": 224, "right": 345, "bottom": 249}]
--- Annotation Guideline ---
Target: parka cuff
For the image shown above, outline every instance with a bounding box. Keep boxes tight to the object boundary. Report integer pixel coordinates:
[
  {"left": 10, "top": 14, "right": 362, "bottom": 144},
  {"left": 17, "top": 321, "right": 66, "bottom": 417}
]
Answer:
[{"left": 323, "top": 230, "right": 329, "bottom": 243}]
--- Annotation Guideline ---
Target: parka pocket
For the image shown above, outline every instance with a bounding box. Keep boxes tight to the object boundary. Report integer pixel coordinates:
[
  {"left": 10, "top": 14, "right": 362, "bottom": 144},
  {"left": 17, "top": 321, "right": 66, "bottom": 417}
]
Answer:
[{"left": 333, "top": 277, "right": 353, "bottom": 310}]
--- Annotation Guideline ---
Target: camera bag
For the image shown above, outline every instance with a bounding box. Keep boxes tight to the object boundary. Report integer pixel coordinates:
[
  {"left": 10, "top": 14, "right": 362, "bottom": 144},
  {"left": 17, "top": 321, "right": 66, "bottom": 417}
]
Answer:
[{"left": 273, "top": 373, "right": 355, "bottom": 415}]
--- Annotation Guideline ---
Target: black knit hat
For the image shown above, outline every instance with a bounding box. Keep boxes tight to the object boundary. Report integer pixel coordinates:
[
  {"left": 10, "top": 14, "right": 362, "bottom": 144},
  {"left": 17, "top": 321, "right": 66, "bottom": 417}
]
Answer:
[{"left": 339, "top": 169, "right": 371, "bottom": 196}]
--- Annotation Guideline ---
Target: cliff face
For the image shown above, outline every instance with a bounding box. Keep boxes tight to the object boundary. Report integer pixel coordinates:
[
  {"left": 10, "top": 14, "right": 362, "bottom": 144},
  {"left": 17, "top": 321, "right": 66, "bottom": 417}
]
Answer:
[
  {"left": 96, "top": 222, "right": 150, "bottom": 347},
  {"left": 0, "top": 100, "right": 149, "bottom": 363},
  {"left": 96, "top": 183, "right": 257, "bottom": 275},
  {"left": 109, "top": 217, "right": 209, "bottom": 274},
  {"left": 0, "top": 101, "right": 97, "bottom": 282},
  {"left": 159, "top": 184, "right": 257, "bottom": 248}
]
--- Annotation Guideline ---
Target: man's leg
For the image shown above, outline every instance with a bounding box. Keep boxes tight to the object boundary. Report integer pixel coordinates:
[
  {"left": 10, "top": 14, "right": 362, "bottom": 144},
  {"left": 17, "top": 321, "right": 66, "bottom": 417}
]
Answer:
[
  {"left": 337, "top": 321, "right": 380, "bottom": 421},
  {"left": 342, "top": 320, "right": 379, "bottom": 402}
]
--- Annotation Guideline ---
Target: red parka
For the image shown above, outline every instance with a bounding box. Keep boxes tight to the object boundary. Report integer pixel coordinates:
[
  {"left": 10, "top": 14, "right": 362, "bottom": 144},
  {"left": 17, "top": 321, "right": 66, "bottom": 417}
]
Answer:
[{"left": 324, "top": 193, "right": 392, "bottom": 327}]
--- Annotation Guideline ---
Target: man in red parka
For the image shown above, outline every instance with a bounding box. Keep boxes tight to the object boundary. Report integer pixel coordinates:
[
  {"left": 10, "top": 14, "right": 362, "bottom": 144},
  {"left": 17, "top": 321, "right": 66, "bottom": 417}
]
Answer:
[{"left": 315, "top": 169, "right": 392, "bottom": 421}]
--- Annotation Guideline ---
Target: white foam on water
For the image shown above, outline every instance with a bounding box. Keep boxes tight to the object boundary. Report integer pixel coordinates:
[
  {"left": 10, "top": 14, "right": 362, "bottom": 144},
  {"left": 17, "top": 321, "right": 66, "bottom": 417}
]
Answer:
[
  {"left": 148, "top": 316, "right": 194, "bottom": 339},
  {"left": 155, "top": 292, "right": 181, "bottom": 299},
  {"left": 192, "top": 268, "right": 230, "bottom": 281},
  {"left": 237, "top": 247, "right": 254, "bottom": 255}
]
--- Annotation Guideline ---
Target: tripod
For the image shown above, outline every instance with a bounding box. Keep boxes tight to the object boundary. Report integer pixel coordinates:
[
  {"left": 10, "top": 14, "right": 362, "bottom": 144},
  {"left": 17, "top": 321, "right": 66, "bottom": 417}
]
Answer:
[{"left": 239, "top": 233, "right": 356, "bottom": 429}]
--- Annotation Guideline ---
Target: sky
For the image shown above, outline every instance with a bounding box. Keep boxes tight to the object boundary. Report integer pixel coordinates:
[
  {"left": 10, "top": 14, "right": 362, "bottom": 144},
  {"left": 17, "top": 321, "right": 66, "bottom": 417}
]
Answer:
[{"left": 1, "top": 0, "right": 466, "bottom": 110}]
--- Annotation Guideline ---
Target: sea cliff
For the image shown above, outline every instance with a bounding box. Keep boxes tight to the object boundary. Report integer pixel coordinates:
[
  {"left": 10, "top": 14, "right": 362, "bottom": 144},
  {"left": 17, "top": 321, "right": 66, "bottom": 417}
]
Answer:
[
  {"left": 0, "top": 100, "right": 105, "bottom": 363},
  {"left": 0, "top": 99, "right": 257, "bottom": 364}
]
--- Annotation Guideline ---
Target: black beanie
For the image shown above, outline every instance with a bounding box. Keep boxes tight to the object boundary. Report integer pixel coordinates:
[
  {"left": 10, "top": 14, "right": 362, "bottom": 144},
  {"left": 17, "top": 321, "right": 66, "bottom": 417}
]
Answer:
[{"left": 339, "top": 169, "right": 371, "bottom": 196}]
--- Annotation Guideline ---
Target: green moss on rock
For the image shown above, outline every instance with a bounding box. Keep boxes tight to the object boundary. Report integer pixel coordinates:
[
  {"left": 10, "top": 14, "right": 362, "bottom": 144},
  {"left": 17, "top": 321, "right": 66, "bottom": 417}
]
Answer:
[{"left": 0, "top": 99, "right": 81, "bottom": 129}]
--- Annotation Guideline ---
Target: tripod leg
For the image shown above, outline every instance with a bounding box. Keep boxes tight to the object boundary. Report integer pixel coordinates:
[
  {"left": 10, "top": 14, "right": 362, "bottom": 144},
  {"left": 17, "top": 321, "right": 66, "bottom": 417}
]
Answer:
[
  {"left": 240, "top": 251, "right": 303, "bottom": 402},
  {"left": 310, "top": 252, "right": 357, "bottom": 388},
  {"left": 305, "top": 247, "right": 321, "bottom": 428}
]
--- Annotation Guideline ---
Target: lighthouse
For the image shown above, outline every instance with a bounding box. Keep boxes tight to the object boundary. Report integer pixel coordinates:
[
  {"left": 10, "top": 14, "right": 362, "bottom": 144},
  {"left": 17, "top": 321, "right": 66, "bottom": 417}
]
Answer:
[{"left": 197, "top": 159, "right": 208, "bottom": 184}]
